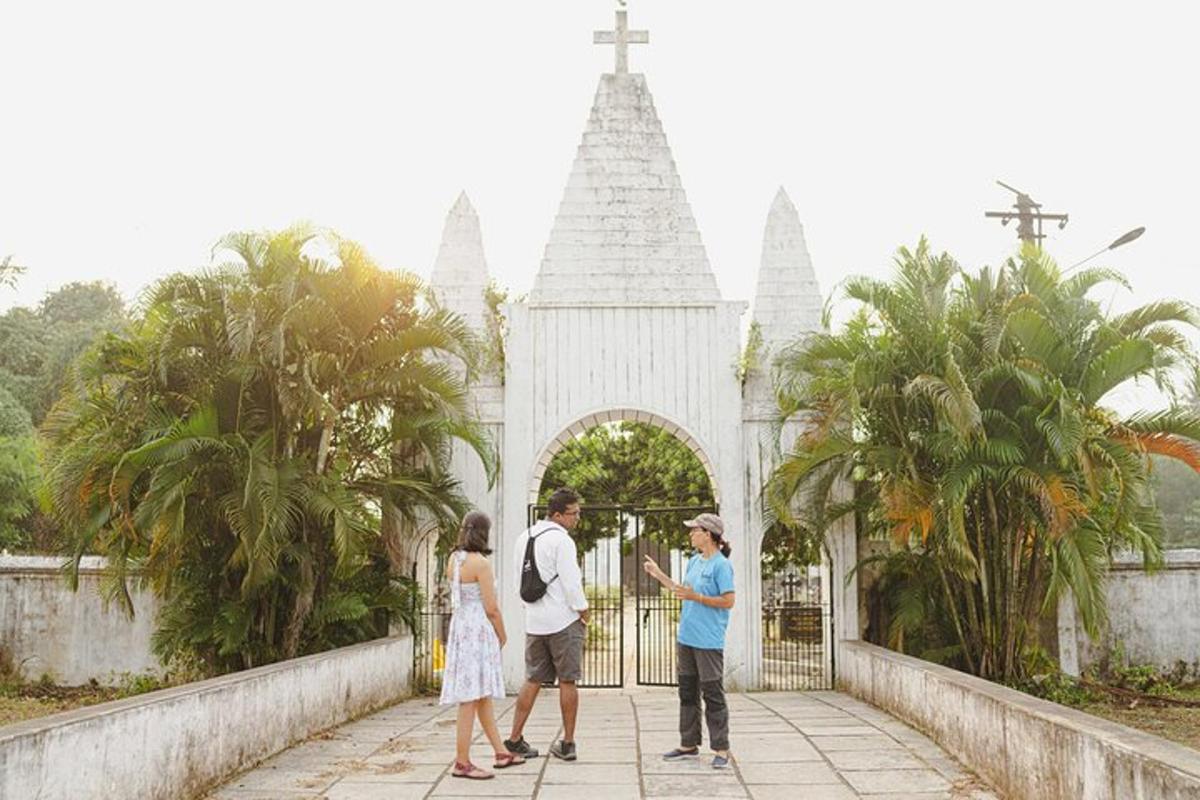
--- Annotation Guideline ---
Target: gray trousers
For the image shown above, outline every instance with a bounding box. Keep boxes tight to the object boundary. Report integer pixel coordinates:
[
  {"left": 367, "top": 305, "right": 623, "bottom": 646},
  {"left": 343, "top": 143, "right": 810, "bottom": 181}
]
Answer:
[{"left": 677, "top": 643, "right": 729, "bottom": 751}]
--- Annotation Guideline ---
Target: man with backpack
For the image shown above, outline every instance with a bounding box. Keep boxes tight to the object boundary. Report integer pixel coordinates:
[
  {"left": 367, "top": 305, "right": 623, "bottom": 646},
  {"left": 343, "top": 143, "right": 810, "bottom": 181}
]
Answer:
[{"left": 504, "top": 487, "right": 590, "bottom": 762}]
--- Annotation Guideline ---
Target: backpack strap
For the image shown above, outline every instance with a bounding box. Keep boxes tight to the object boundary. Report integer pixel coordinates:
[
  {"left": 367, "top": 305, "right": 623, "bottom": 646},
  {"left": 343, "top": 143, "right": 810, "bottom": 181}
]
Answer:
[{"left": 529, "top": 527, "right": 560, "bottom": 585}]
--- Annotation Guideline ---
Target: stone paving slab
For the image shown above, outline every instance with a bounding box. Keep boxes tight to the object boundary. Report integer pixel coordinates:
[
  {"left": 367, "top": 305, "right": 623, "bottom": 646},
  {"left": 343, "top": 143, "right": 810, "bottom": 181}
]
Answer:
[{"left": 206, "top": 689, "right": 998, "bottom": 800}]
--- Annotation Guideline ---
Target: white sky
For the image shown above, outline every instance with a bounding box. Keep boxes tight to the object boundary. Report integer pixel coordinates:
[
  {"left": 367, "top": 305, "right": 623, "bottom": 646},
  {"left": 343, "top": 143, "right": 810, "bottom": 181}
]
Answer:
[{"left": 2, "top": 1, "right": 1197, "bottom": 407}]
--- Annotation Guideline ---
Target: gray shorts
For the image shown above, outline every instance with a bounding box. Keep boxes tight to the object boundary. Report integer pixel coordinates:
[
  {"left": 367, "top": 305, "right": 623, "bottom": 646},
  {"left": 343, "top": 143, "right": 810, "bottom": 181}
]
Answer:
[{"left": 525, "top": 619, "right": 586, "bottom": 684}]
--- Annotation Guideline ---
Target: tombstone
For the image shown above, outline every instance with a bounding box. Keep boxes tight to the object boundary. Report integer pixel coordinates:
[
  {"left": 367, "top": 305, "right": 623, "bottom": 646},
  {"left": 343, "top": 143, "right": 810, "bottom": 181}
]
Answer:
[{"left": 623, "top": 535, "right": 671, "bottom": 596}]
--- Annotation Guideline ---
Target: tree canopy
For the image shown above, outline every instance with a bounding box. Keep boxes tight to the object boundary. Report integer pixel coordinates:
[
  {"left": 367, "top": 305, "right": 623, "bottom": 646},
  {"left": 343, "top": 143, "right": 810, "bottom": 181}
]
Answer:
[
  {"left": 0, "top": 280, "right": 127, "bottom": 426},
  {"left": 0, "top": 385, "right": 38, "bottom": 550},
  {"left": 767, "top": 241, "right": 1200, "bottom": 682},
  {"left": 0, "top": 280, "right": 128, "bottom": 551},
  {"left": 537, "top": 421, "right": 714, "bottom": 551},
  {"left": 41, "top": 226, "right": 493, "bottom": 673}
]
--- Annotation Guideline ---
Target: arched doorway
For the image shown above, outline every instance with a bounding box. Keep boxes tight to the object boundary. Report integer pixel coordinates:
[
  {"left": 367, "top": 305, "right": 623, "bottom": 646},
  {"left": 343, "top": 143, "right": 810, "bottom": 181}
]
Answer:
[
  {"left": 758, "top": 525, "right": 834, "bottom": 690},
  {"left": 527, "top": 409, "right": 718, "bottom": 688}
]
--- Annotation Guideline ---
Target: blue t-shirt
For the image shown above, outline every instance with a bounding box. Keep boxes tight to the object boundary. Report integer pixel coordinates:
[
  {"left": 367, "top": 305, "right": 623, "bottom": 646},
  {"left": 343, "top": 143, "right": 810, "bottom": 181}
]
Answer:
[{"left": 676, "top": 552, "right": 735, "bottom": 650}]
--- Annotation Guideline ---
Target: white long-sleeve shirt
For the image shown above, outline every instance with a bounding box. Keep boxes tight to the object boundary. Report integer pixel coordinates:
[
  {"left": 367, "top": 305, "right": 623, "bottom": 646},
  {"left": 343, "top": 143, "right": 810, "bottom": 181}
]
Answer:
[{"left": 512, "top": 519, "right": 589, "bottom": 635}]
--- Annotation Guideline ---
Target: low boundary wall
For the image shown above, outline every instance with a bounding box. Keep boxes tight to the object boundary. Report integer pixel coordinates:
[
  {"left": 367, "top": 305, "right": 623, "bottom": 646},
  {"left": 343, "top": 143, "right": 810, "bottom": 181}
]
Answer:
[
  {"left": 838, "top": 640, "right": 1200, "bottom": 799},
  {"left": 0, "top": 635, "right": 414, "bottom": 800},
  {"left": 1059, "top": 549, "right": 1200, "bottom": 678},
  {"left": 0, "top": 555, "right": 160, "bottom": 685}
]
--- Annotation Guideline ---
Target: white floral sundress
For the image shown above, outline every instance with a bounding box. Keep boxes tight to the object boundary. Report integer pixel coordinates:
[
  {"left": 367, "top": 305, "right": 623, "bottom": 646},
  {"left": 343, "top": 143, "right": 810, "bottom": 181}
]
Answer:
[{"left": 438, "top": 551, "right": 505, "bottom": 705}]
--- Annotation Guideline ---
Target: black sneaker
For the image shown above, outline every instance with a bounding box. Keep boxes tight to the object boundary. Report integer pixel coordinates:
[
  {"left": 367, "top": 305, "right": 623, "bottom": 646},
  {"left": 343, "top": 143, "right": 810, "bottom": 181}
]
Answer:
[
  {"left": 504, "top": 737, "right": 539, "bottom": 758},
  {"left": 550, "top": 739, "right": 577, "bottom": 761},
  {"left": 662, "top": 747, "right": 699, "bottom": 761}
]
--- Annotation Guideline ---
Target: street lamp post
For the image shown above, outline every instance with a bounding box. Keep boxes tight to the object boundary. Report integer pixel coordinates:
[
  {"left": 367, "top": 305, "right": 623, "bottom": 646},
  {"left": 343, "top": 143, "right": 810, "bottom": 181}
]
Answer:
[{"left": 1064, "top": 226, "right": 1146, "bottom": 273}]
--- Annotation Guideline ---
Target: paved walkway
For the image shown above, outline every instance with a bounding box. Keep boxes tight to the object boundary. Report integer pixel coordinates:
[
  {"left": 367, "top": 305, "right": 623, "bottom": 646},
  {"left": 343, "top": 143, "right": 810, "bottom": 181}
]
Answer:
[{"left": 208, "top": 689, "right": 998, "bottom": 799}]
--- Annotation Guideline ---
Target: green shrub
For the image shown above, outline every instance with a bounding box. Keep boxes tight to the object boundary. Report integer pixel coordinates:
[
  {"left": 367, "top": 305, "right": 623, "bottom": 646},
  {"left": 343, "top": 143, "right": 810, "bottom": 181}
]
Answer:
[{"left": 1014, "top": 670, "right": 1097, "bottom": 707}]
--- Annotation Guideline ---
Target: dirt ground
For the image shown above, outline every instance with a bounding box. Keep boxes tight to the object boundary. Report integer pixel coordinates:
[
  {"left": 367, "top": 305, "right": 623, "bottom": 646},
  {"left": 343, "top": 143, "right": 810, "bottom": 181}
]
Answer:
[
  {"left": 0, "top": 682, "right": 123, "bottom": 727},
  {"left": 1081, "top": 701, "right": 1200, "bottom": 752}
]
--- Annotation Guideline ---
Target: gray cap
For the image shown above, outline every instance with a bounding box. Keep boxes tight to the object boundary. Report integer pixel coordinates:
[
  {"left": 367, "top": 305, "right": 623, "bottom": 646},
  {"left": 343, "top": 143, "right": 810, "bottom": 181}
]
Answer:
[{"left": 683, "top": 512, "right": 727, "bottom": 539}]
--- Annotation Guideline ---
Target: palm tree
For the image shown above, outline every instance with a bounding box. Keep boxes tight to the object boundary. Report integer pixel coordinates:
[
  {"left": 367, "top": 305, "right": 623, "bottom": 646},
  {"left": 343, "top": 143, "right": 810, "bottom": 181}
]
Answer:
[
  {"left": 767, "top": 240, "right": 1200, "bottom": 682},
  {"left": 41, "top": 226, "right": 494, "bottom": 671}
]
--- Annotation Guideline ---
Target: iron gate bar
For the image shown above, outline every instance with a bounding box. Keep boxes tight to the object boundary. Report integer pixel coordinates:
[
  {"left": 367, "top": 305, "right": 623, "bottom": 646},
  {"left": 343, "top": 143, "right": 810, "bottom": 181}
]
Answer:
[{"left": 517, "top": 502, "right": 834, "bottom": 690}]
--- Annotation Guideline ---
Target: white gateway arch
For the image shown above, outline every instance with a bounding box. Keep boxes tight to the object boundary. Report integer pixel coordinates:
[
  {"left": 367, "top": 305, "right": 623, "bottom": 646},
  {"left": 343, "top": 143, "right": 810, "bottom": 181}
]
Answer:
[{"left": 425, "top": 10, "right": 857, "bottom": 690}]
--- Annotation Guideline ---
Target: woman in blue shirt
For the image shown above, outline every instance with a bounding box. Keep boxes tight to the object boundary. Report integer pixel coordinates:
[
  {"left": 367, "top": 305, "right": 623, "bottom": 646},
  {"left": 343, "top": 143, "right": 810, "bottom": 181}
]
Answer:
[{"left": 643, "top": 512, "right": 735, "bottom": 769}]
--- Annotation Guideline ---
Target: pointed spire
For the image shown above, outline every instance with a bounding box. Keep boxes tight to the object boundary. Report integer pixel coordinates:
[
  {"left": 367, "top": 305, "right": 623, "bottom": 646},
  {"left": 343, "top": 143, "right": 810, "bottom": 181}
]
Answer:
[
  {"left": 769, "top": 186, "right": 797, "bottom": 221},
  {"left": 430, "top": 191, "right": 490, "bottom": 332},
  {"left": 530, "top": 73, "right": 721, "bottom": 305},
  {"left": 752, "top": 186, "right": 823, "bottom": 352}
]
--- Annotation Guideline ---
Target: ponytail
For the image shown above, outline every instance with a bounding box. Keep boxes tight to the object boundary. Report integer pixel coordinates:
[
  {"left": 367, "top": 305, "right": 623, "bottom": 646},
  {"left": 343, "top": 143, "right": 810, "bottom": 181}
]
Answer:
[{"left": 710, "top": 531, "right": 731, "bottom": 559}]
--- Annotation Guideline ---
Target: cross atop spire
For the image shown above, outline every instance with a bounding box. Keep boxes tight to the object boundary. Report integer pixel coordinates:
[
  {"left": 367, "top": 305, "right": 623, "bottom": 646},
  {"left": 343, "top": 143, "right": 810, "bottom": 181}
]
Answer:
[{"left": 593, "top": 7, "right": 649, "bottom": 75}]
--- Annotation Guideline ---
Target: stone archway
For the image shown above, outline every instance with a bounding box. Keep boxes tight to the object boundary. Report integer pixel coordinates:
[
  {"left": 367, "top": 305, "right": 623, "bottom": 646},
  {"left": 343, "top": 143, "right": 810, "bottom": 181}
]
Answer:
[
  {"left": 524, "top": 408, "right": 720, "bottom": 688},
  {"left": 525, "top": 407, "right": 720, "bottom": 507}
]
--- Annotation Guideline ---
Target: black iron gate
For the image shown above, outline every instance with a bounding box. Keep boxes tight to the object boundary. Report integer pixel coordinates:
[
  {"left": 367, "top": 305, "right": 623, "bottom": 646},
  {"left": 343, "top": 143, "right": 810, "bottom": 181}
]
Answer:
[
  {"left": 759, "top": 546, "right": 834, "bottom": 690},
  {"left": 527, "top": 504, "right": 624, "bottom": 688},
  {"left": 418, "top": 505, "right": 830, "bottom": 691},
  {"left": 522, "top": 504, "right": 714, "bottom": 688},
  {"left": 411, "top": 526, "right": 451, "bottom": 694}
]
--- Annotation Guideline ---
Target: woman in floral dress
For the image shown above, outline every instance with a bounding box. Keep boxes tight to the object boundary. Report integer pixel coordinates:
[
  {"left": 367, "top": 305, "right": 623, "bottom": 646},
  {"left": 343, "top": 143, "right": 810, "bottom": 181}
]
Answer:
[{"left": 439, "top": 511, "right": 524, "bottom": 779}]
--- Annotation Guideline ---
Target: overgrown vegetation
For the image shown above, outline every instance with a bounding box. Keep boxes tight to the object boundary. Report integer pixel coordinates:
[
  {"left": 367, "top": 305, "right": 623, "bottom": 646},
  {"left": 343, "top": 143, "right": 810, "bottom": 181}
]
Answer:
[
  {"left": 0, "top": 387, "right": 38, "bottom": 550},
  {"left": 737, "top": 320, "right": 765, "bottom": 387},
  {"left": 768, "top": 240, "right": 1200, "bottom": 682},
  {"left": 39, "top": 226, "right": 495, "bottom": 673},
  {"left": 1014, "top": 645, "right": 1200, "bottom": 750},
  {"left": 482, "top": 279, "right": 516, "bottom": 381}
]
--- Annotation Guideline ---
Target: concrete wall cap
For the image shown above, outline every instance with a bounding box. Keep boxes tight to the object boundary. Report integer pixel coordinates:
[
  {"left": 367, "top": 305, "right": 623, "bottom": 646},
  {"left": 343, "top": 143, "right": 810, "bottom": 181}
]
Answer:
[
  {"left": 840, "top": 639, "right": 1200, "bottom": 783},
  {"left": 0, "top": 636, "right": 409, "bottom": 744}
]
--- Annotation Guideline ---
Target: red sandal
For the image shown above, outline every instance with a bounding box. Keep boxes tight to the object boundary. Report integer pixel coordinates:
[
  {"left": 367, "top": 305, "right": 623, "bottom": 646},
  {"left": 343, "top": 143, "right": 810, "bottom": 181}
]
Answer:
[
  {"left": 494, "top": 752, "right": 526, "bottom": 768},
  {"left": 451, "top": 761, "right": 494, "bottom": 780}
]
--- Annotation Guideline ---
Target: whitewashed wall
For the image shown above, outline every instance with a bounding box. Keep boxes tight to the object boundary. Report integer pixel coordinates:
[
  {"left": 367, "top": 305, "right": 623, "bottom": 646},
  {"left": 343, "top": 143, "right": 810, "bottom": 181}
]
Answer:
[
  {"left": 446, "top": 383, "right": 505, "bottom": 549},
  {"left": 1059, "top": 549, "right": 1200, "bottom": 677},
  {"left": 0, "top": 555, "right": 160, "bottom": 685},
  {"left": 1, "top": 636, "right": 413, "bottom": 800},
  {"left": 501, "top": 300, "right": 751, "bottom": 688},
  {"left": 839, "top": 640, "right": 1200, "bottom": 799}
]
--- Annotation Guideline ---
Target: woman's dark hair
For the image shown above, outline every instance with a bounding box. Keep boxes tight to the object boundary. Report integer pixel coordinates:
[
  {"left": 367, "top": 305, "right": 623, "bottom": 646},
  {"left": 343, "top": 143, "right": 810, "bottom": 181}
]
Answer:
[
  {"left": 709, "top": 531, "right": 731, "bottom": 559},
  {"left": 457, "top": 511, "right": 492, "bottom": 554},
  {"left": 547, "top": 487, "right": 580, "bottom": 516}
]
